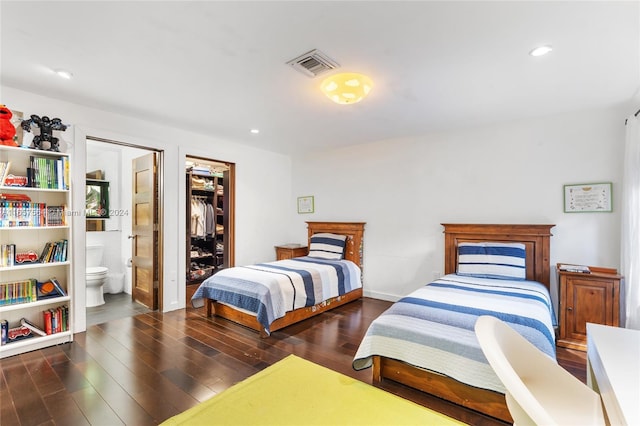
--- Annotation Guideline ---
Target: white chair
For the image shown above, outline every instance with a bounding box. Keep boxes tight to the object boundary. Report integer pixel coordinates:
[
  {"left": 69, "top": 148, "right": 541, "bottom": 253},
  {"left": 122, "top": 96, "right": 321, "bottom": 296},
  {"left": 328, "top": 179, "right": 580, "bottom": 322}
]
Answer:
[{"left": 474, "top": 315, "right": 605, "bottom": 426}]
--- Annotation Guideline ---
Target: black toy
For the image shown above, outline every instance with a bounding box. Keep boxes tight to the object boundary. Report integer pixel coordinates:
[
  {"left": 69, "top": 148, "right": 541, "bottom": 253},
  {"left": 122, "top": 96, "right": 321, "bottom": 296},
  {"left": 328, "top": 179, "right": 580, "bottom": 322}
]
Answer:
[{"left": 21, "top": 114, "right": 67, "bottom": 151}]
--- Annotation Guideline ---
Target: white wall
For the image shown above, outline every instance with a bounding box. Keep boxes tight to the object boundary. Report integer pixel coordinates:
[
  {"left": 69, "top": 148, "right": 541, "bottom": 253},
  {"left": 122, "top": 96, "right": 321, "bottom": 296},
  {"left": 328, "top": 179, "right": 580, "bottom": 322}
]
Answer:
[
  {"left": 291, "top": 106, "right": 627, "bottom": 311},
  {"left": 4, "top": 84, "right": 628, "bottom": 329},
  {"left": 2, "top": 86, "right": 293, "bottom": 333}
]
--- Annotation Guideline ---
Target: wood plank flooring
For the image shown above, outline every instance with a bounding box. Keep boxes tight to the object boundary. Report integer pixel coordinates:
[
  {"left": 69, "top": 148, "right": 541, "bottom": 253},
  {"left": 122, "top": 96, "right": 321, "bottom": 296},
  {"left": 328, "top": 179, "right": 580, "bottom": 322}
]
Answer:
[{"left": 1, "top": 297, "right": 586, "bottom": 426}]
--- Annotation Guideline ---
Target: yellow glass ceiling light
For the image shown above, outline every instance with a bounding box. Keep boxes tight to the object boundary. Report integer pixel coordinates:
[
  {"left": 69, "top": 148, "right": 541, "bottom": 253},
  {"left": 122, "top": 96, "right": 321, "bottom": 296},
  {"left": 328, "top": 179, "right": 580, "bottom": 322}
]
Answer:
[{"left": 320, "top": 72, "right": 373, "bottom": 105}]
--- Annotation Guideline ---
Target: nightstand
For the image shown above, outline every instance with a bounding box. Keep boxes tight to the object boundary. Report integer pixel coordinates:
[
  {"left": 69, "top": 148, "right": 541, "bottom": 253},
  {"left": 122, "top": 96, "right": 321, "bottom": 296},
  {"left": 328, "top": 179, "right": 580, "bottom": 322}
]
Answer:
[
  {"left": 557, "top": 264, "right": 622, "bottom": 351},
  {"left": 275, "top": 244, "right": 308, "bottom": 260}
]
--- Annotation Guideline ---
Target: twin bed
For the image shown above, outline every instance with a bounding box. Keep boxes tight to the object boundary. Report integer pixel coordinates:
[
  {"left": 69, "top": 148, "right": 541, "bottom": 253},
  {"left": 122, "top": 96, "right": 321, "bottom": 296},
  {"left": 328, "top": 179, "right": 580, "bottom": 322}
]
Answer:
[
  {"left": 191, "top": 222, "right": 556, "bottom": 423},
  {"left": 191, "top": 221, "right": 365, "bottom": 337},
  {"left": 353, "top": 223, "right": 556, "bottom": 423}
]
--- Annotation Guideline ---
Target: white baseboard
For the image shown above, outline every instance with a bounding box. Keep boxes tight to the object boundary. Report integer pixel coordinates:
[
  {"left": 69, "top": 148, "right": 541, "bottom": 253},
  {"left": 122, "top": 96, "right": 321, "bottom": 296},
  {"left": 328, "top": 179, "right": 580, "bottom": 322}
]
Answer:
[{"left": 363, "top": 289, "right": 400, "bottom": 302}]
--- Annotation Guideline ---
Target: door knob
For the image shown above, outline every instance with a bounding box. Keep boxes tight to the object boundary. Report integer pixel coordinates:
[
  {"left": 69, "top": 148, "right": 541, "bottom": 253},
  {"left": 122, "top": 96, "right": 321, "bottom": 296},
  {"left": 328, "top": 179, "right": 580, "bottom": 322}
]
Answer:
[{"left": 128, "top": 235, "right": 136, "bottom": 239}]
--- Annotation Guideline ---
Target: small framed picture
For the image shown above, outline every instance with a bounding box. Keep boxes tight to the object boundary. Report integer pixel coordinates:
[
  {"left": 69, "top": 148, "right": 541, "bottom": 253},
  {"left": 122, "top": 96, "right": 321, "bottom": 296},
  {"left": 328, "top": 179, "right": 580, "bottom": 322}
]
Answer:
[
  {"left": 564, "top": 182, "right": 612, "bottom": 213},
  {"left": 297, "top": 196, "right": 314, "bottom": 214}
]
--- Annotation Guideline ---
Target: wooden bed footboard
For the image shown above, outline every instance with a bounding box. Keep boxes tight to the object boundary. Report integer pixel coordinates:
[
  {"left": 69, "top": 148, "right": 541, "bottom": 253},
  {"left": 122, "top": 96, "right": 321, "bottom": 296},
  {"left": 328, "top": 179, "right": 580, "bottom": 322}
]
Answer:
[
  {"left": 204, "top": 221, "right": 366, "bottom": 337},
  {"left": 373, "top": 356, "right": 512, "bottom": 423},
  {"left": 207, "top": 288, "right": 363, "bottom": 338}
]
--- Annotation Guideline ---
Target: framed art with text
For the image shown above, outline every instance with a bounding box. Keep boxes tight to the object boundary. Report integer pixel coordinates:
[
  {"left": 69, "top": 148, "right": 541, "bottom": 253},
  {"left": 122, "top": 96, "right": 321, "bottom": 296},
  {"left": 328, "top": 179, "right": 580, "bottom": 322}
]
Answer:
[
  {"left": 564, "top": 182, "right": 612, "bottom": 213},
  {"left": 297, "top": 196, "right": 314, "bottom": 214}
]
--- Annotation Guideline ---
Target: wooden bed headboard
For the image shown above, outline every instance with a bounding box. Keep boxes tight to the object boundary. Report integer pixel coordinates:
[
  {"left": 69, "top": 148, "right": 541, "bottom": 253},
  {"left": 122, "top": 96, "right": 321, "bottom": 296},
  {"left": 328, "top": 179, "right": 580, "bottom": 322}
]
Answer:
[
  {"left": 306, "top": 222, "right": 366, "bottom": 269},
  {"left": 442, "top": 223, "right": 555, "bottom": 290}
]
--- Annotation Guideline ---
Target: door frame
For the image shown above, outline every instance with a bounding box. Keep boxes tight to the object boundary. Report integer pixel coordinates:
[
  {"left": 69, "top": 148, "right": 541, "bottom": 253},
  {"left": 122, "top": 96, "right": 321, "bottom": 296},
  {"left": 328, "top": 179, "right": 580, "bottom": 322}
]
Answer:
[
  {"left": 86, "top": 136, "right": 164, "bottom": 312},
  {"left": 185, "top": 154, "right": 236, "bottom": 268}
]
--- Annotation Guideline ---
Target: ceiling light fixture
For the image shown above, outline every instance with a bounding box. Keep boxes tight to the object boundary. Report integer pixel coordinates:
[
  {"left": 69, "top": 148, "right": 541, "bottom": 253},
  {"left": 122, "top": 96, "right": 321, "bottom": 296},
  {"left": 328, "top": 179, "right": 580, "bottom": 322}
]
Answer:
[
  {"left": 529, "top": 45, "right": 553, "bottom": 57},
  {"left": 54, "top": 69, "right": 73, "bottom": 79},
  {"left": 320, "top": 72, "right": 373, "bottom": 105},
  {"left": 250, "top": 129, "right": 260, "bottom": 134}
]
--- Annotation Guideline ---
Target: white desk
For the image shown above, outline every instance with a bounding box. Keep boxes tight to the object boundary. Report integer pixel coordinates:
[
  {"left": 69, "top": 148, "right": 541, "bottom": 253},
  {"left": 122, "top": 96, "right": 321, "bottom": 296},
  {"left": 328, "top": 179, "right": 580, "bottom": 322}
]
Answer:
[{"left": 586, "top": 323, "right": 640, "bottom": 426}]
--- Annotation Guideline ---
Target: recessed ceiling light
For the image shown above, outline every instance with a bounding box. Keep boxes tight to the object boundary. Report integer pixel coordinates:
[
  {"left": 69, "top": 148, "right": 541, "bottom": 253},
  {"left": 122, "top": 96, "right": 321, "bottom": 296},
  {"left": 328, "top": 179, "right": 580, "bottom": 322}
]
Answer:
[
  {"left": 529, "top": 45, "right": 553, "bottom": 57},
  {"left": 250, "top": 129, "right": 259, "bottom": 134},
  {"left": 54, "top": 69, "right": 73, "bottom": 79}
]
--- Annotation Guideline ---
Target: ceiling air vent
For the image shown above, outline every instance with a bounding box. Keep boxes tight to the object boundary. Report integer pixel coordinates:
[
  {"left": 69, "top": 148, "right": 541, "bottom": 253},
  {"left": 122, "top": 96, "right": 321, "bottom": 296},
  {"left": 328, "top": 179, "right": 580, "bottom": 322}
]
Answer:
[{"left": 286, "top": 49, "right": 339, "bottom": 78}]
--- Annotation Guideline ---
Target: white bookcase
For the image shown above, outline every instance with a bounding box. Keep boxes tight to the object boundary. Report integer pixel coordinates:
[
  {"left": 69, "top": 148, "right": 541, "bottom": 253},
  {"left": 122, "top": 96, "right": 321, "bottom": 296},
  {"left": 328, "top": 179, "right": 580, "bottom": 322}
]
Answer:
[{"left": 0, "top": 145, "right": 73, "bottom": 358}]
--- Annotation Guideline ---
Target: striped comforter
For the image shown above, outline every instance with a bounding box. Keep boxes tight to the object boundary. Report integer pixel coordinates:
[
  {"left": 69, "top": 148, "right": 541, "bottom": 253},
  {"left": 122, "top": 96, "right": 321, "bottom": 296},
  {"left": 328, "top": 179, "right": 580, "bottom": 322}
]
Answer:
[
  {"left": 352, "top": 274, "right": 556, "bottom": 393},
  {"left": 191, "top": 257, "right": 362, "bottom": 334}
]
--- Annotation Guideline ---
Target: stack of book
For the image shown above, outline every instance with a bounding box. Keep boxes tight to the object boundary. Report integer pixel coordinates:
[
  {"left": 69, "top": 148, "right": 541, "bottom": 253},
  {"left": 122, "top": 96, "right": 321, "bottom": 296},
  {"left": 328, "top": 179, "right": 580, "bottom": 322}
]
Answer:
[
  {"left": 558, "top": 264, "right": 591, "bottom": 273},
  {"left": 0, "top": 244, "right": 16, "bottom": 267},
  {"left": 39, "top": 240, "right": 68, "bottom": 263},
  {"left": 0, "top": 200, "right": 48, "bottom": 227},
  {"left": 43, "top": 305, "right": 68, "bottom": 334},
  {"left": 27, "top": 156, "right": 70, "bottom": 190},
  {"left": 0, "top": 279, "right": 37, "bottom": 306}
]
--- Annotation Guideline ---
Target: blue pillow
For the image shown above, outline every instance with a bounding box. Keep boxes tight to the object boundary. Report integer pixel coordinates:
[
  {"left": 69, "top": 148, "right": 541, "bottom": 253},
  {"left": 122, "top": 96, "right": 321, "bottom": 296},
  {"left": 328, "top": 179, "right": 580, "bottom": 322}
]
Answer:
[
  {"left": 457, "top": 242, "right": 526, "bottom": 280},
  {"left": 308, "top": 233, "right": 347, "bottom": 259}
]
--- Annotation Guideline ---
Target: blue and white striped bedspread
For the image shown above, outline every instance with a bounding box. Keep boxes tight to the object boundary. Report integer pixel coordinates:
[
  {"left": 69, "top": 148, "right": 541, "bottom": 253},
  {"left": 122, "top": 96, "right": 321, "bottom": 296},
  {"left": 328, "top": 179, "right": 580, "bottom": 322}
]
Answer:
[
  {"left": 352, "top": 274, "right": 556, "bottom": 393},
  {"left": 191, "top": 257, "right": 362, "bottom": 334}
]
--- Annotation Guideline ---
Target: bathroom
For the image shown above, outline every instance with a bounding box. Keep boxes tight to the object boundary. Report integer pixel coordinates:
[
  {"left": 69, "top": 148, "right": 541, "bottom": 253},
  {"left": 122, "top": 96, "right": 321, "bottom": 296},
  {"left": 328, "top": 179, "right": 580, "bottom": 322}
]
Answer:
[{"left": 85, "top": 139, "right": 152, "bottom": 325}]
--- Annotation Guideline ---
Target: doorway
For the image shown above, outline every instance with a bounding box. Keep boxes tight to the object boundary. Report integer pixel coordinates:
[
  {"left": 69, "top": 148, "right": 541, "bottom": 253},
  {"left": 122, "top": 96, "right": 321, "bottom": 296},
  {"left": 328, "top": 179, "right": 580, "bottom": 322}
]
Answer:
[
  {"left": 85, "top": 137, "right": 163, "bottom": 325},
  {"left": 185, "top": 155, "right": 235, "bottom": 306}
]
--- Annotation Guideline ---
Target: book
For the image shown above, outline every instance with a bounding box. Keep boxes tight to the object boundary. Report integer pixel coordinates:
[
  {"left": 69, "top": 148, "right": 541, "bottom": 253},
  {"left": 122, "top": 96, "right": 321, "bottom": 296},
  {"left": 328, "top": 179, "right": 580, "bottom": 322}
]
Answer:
[
  {"left": 20, "top": 317, "right": 47, "bottom": 336},
  {"left": 36, "top": 279, "right": 66, "bottom": 300},
  {"left": 1, "top": 320, "right": 7, "bottom": 345},
  {"left": 0, "top": 161, "right": 10, "bottom": 186},
  {"left": 38, "top": 242, "right": 51, "bottom": 263},
  {"left": 43, "top": 310, "right": 52, "bottom": 335},
  {"left": 50, "top": 309, "right": 57, "bottom": 333},
  {"left": 50, "top": 277, "right": 67, "bottom": 296},
  {"left": 55, "top": 307, "right": 62, "bottom": 333},
  {"left": 46, "top": 206, "right": 65, "bottom": 226},
  {"left": 558, "top": 264, "right": 591, "bottom": 273}
]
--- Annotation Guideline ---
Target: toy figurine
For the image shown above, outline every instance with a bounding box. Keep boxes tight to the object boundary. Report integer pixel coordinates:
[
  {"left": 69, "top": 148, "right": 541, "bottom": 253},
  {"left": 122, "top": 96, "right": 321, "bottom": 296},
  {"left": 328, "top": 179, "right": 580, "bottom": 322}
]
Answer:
[
  {"left": 21, "top": 114, "right": 67, "bottom": 151},
  {"left": 0, "top": 105, "right": 18, "bottom": 146}
]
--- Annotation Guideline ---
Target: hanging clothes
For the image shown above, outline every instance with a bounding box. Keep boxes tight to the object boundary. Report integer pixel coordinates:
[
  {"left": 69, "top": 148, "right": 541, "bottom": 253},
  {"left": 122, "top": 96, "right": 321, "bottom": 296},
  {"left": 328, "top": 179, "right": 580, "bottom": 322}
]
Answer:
[{"left": 205, "top": 202, "right": 215, "bottom": 236}]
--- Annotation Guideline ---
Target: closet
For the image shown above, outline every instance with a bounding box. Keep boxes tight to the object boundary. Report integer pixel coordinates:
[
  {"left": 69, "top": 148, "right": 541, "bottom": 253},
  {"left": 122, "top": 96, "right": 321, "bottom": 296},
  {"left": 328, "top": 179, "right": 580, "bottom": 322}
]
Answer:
[{"left": 185, "top": 156, "right": 234, "bottom": 304}]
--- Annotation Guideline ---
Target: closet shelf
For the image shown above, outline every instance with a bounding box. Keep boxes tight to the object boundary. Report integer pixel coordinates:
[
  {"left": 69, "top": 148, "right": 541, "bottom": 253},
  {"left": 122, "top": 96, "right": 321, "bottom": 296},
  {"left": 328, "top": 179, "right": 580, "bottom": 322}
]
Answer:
[{"left": 186, "top": 167, "right": 228, "bottom": 288}]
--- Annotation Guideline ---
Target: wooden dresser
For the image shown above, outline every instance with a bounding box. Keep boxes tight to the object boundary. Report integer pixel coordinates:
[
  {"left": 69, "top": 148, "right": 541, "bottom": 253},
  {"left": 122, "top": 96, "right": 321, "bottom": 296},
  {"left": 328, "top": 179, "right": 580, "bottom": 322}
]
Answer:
[
  {"left": 558, "top": 264, "right": 622, "bottom": 351},
  {"left": 275, "top": 244, "right": 308, "bottom": 260}
]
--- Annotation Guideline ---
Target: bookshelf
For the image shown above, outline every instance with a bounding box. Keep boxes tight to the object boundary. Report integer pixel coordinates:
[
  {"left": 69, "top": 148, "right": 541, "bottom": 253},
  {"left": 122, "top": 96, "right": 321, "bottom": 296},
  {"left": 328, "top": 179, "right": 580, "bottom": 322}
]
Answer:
[{"left": 0, "top": 145, "right": 73, "bottom": 358}]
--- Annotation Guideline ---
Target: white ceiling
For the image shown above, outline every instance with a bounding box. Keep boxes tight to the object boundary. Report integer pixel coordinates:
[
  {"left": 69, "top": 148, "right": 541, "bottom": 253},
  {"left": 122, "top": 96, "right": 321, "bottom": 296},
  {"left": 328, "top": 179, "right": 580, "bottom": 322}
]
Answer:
[{"left": 2, "top": 1, "right": 638, "bottom": 156}]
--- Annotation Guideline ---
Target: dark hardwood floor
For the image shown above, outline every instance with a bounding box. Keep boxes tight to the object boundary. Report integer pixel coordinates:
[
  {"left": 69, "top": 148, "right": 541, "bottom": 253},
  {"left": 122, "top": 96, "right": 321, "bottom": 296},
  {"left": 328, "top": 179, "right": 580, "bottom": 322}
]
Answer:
[{"left": 1, "top": 297, "right": 586, "bottom": 426}]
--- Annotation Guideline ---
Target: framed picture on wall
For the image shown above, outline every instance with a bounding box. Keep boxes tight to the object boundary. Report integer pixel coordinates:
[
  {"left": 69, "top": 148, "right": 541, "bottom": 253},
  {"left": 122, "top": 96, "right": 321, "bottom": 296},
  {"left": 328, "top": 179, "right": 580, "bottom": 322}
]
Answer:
[
  {"left": 563, "top": 182, "right": 612, "bottom": 213},
  {"left": 297, "top": 196, "right": 314, "bottom": 214}
]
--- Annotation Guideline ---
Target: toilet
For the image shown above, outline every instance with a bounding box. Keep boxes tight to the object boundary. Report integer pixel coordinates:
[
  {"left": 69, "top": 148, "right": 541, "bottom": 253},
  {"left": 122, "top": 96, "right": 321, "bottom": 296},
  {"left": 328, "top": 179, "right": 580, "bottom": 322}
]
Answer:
[{"left": 86, "top": 245, "right": 108, "bottom": 307}]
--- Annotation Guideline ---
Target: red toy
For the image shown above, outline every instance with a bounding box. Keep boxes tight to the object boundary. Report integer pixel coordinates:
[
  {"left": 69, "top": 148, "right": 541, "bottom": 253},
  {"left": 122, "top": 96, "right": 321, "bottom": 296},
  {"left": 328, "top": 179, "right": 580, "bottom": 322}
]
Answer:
[{"left": 0, "top": 105, "right": 18, "bottom": 146}]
